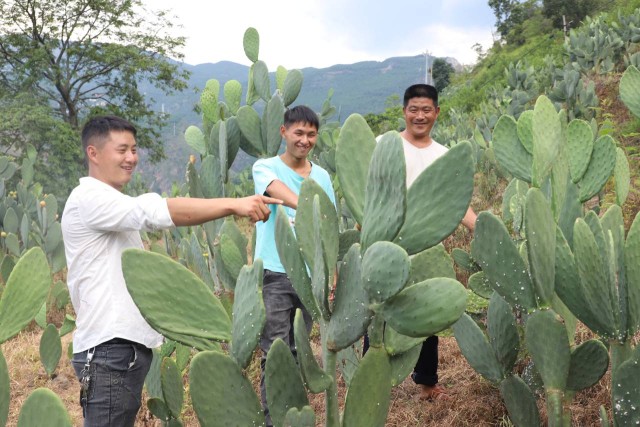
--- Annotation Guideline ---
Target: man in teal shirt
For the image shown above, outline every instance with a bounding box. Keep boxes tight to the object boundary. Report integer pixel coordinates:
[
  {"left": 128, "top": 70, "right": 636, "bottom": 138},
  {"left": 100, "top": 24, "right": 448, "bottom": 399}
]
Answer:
[{"left": 253, "top": 105, "right": 336, "bottom": 426}]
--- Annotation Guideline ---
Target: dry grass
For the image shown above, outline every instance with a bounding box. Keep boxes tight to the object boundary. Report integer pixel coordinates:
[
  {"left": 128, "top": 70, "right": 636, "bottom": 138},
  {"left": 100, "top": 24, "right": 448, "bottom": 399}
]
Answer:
[{"left": 4, "top": 323, "right": 616, "bottom": 427}]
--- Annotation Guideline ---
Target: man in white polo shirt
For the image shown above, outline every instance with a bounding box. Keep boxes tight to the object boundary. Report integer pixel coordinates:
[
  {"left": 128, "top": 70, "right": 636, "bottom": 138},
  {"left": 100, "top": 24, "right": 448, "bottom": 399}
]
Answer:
[
  {"left": 62, "top": 115, "right": 280, "bottom": 426},
  {"left": 401, "top": 84, "right": 476, "bottom": 401}
]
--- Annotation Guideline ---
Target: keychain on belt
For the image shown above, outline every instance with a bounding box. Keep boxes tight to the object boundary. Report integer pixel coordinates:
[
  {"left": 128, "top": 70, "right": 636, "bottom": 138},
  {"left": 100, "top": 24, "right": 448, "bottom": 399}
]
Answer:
[{"left": 80, "top": 347, "right": 95, "bottom": 417}]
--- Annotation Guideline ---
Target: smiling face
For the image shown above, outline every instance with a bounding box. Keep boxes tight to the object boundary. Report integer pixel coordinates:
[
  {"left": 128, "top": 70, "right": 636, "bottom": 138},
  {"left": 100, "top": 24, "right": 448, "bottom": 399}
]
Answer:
[
  {"left": 281, "top": 121, "right": 318, "bottom": 162},
  {"left": 403, "top": 96, "right": 440, "bottom": 141},
  {"left": 87, "top": 130, "right": 138, "bottom": 191}
]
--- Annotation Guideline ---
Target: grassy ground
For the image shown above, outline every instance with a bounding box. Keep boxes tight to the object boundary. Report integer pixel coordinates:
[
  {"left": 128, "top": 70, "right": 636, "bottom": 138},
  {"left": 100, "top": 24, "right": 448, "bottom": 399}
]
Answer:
[{"left": 3, "top": 322, "right": 618, "bottom": 426}]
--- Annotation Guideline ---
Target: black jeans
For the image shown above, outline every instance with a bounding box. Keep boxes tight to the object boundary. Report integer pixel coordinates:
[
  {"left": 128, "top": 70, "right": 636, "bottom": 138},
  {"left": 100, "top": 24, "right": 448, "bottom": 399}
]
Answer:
[
  {"left": 72, "top": 338, "right": 153, "bottom": 427},
  {"left": 363, "top": 334, "right": 439, "bottom": 386},
  {"left": 411, "top": 335, "right": 439, "bottom": 386},
  {"left": 259, "top": 270, "right": 313, "bottom": 427}
]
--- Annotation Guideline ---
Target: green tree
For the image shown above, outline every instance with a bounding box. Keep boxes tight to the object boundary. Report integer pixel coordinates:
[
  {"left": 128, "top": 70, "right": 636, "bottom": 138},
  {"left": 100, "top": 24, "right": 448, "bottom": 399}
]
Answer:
[
  {"left": 488, "top": 0, "right": 525, "bottom": 38},
  {"left": 364, "top": 95, "right": 404, "bottom": 136},
  {"left": 0, "top": 0, "right": 190, "bottom": 166},
  {"left": 542, "top": 0, "right": 606, "bottom": 29},
  {"left": 0, "top": 90, "right": 82, "bottom": 202},
  {"left": 489, "top": 0, "right": 542, "bottom": 45},
  {"left": 432, "top": 59, "right": 455, "bottom": 93}
]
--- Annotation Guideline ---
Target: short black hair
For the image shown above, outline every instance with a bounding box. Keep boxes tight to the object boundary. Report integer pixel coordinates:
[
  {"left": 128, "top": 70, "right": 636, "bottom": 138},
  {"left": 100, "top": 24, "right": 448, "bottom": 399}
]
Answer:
[
  {"left": 81, "top": 115, "right": 137, "bottom": 165},
  {"left": 403, "top": 84, "right": 439, "bottom": 108},
  {"left": 283, "top": 105, "right": 319, "bottom": 130}
]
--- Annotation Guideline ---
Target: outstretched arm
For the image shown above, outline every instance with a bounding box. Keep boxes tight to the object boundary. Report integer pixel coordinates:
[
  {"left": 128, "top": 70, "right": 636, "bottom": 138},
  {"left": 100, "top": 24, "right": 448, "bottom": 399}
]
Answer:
[{"left": 167, "top": 195, "right": 282, "bottom": 226}]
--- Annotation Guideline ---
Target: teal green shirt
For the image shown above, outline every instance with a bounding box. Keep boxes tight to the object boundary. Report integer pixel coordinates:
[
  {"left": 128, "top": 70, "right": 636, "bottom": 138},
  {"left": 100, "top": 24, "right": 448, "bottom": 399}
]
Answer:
[{"left": 253, "top": 156, "right": 336, "bottom": 273}]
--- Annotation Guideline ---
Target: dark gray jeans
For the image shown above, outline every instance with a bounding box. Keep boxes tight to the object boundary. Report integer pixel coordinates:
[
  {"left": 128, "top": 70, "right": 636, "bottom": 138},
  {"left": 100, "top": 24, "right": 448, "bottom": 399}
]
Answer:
[
  {"left": 259, "top": 270, "right": 313, "bottom": 427},
  {"left": 72, "top": 338, "right": 153, "bottom": 427}
]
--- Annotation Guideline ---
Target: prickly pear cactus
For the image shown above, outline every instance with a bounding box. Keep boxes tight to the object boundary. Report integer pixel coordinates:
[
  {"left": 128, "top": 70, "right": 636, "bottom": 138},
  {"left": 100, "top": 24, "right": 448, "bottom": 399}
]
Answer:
[
  {"left": 17, "top": 388, "right": 71, "bottom": 427},
  {"left": 0, "top": 247, "right": 51, "bottom": 343},
  {"left": 122, "top": 249, "right": 231, "bottom": 350},
  {"left": 39, "top": 323, "right": 61, "bottom": 377}
]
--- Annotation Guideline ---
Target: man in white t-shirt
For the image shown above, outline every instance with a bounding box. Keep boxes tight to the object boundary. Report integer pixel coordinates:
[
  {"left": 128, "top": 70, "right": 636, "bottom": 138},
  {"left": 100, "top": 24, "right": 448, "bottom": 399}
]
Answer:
[
  {"left": 62, "top": 115, "right": 280, "bottom": 426},
  {"left": 401, "top": 84, "right": 476, "bottom": 400}
]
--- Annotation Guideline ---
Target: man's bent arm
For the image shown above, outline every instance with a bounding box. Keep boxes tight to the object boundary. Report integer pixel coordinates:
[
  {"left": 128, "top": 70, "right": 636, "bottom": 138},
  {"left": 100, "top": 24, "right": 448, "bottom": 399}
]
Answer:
[
  {"left": 461, "top": 207, "right": 477, "bottom": 232},
  {"left": 265, "top": 180, "right": 299, "bottom": 209},
  {"left": 167, "top": 195, "right": 281, "bottom": 226}
]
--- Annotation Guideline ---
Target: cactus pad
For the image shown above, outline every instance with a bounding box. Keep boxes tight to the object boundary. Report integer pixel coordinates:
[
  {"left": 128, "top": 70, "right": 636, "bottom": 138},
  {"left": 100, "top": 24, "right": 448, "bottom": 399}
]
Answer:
[
  {"left": 275, "top": 206, "right": 320, "bottom": 321},
  {"left": 161, "top": 357, "right": 184, "bottom": 418},
  {"left": 294, "top": 309, "right": 332, "bottom": 393},
  {"left": 524, "top": 188, "right": 556, "bottom": 305},
  {"left": 393, "top": 141, "right": 474, "bottom": 255},
  {"left": 0, "top": 350, "right": 8, "bottom": 427},
  {"left": 487, "top": 293, "right": 519, "bottom": 375},
  {"left": 39, "top": 323, "right": 61, "bottom": 377},
  {"left": 532, "top": 95, "right": 561, "bottom": 187},
  {"left": 327, "top": 243, "right": 371, "bottom": 351},
  {"left": 452, "top": 313, "right": 504, "bottom": 383},
  {"left": 566, "top": 339, "right": 608, "bottom": 391},
  {"left": 493, "top": 115, "right": 532, "bottom": 182},
  {"left": 566, "top": 119, "right": 594, "bottom": 183},
  {"left": 614, "top": 147, "right": 630, "bottom": 206},
  {"left": 190, "top": 351, "right": 264, "bottom": 427},
  {"left": 243, "top": 27, "right": 260, "bottom": 63},
  {"left": 620, "top": 65, "right": 640, "bottom": 118},
  {"left": 578, "top": 135, "right": 616, "bottom": 202},
  {"left": 499, "top": 375, "right": 541, "bottom": 427},
  {"left": 122, "top": 249, "right": 231, "bottom": 348},
  {"left": 361, "top": 241, "right": 410, "bottom": 304},
  {"left": 342, "top": 347, "right": 392, "bottom": 427},
  {"left": 380, "top": 278, "right": 467, "bottom": 337},
  {"left": 335, "top": 114, "right": 377, "bottom": 224},
  {"left": 0, "top": 247, "right": 50, "bottom": 343},
  {"left": 265, "top": 339, "right": 309, "bottom": 427},
  {"left": 231, "top": 260, "right": 266, "bottom": 369},
  {"left": 17, "top": 388, "right": 71, "bottom": 427},
  {"left": 525, "top": 309, "right": 570, "bottom": 390},
  {"left": 471, "top": 212, "right": 536, "bottom": 310},
  {"left": 361, "top": 132, "right": 406, "bottom": 249}
]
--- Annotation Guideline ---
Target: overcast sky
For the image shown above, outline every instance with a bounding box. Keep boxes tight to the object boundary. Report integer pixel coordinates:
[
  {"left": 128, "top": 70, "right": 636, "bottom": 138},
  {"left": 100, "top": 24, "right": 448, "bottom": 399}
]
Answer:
[{"left": 145, "top": 0, "right": 497, "bottom": 69}]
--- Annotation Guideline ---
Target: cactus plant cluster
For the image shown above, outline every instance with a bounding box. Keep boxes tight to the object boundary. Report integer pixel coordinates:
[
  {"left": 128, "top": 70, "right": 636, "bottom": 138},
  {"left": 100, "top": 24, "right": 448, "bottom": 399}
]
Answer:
[
  {"left": 118, "top": 110, "right": 476, "bottom": 426},
  {"left": 453, "top": 82, "right": 636, "bottom": 425},
  {"left": 566, "top": 9, "right": 640, "bottom": 76},
  {"left": 547, "top": 65, "right": 598, "bottom": 120},
  {"left": 0, "top": 149, "right": 65, "bottom": 275}
]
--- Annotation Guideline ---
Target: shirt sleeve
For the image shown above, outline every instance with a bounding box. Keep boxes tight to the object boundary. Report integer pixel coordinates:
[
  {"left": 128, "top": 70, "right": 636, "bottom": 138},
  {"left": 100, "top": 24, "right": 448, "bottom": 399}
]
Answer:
[
  {"left": 78, "top": 189, "right": 174, "bottom": 232},
  {"left": 318, "top": 170, "right": 337, "bottom": 209},
  {"left": 253, "top": 159, "right": 278, "bottom": 196}
]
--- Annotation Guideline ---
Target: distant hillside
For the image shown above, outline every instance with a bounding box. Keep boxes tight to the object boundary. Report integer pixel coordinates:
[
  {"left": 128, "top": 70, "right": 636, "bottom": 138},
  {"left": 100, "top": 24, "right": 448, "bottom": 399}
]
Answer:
[
  {"left": 139, "top": 54, "right": 452, "bottom": 192},
  {"left": 151, "top": 55, "right": 441, "bottom": 120}
]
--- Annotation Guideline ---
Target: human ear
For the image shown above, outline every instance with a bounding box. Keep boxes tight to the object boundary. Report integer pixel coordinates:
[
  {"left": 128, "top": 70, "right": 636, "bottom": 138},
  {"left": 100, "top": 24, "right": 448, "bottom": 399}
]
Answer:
[{"left": 86, "top": 145, "right": 98, "bottom": 164}]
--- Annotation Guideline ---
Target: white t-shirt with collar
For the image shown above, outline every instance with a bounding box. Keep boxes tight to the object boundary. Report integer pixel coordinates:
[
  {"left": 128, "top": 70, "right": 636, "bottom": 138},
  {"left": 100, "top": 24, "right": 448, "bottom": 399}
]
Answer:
[
  {"left": 402, "top": 137, "right": 448, "bottom": 188},
  {"left": 62, "top": 177, "right": 175, "bottom": 352},
  {"left": 376, "top": 134, "right": 449, "bottom": 187}
]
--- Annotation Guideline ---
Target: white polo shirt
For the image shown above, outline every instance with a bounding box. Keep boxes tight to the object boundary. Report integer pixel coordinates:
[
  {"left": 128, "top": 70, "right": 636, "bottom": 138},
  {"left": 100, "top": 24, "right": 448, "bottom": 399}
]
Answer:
[
  {"left": 61, "top": 177, "right": 175, "bottom": 353},
  {"left": 402, "top": 137, "right": 448, "bottom": 187}
]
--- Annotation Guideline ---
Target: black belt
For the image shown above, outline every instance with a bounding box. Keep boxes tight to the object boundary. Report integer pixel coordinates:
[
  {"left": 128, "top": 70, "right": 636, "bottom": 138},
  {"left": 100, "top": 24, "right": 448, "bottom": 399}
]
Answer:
[{"left": 102, "top": 337, "right": 140, "bottom": 345}]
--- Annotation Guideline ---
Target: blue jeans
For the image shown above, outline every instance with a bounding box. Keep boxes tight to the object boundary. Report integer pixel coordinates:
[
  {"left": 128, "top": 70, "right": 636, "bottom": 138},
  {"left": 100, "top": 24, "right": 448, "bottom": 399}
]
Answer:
[
  {"left": 72, "top": 338, "right": 153, "bottom": 427},
  {"left": 259, "top": 270, "right": 313, "bottom": 427}
]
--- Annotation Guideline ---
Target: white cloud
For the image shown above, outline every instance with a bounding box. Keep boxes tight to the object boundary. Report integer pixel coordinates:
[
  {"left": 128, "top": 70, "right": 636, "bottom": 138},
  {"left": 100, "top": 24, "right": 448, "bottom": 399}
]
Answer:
[
  {"left": 144, "top": 0, "right": 494, "bottom": 68},
  {"left": 409, "top": 24, "right": 495, "bottom": 65}
]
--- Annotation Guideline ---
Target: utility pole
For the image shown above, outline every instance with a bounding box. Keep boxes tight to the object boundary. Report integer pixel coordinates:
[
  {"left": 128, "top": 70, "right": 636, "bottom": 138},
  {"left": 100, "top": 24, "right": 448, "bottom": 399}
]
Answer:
[
  {"left": 424, "top": 50, "right": 434, "bottom": 85},
  {"left": 563, "top": 15, "right": 569, "bottom": 42}
]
